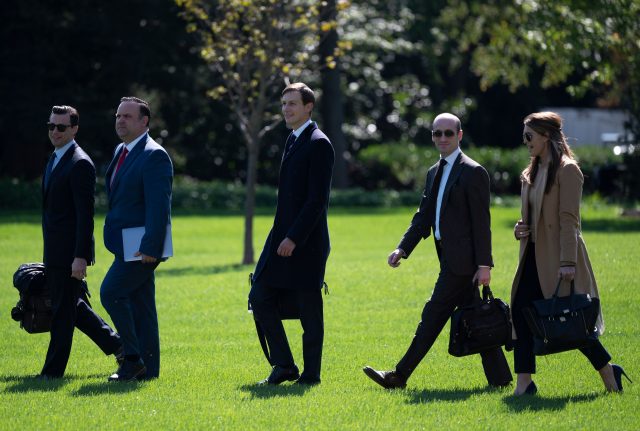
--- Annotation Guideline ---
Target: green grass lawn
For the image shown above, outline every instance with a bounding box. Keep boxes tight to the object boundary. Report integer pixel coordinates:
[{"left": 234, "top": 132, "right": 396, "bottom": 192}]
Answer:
[{"left": 0, "top": 205, "right": 638, "bottom": 430}]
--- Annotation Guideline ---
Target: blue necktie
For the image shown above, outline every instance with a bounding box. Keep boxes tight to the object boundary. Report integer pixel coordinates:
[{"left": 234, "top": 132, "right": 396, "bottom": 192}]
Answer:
[{"left": 44, "top": 153, "right": 57, "bottom": 189}]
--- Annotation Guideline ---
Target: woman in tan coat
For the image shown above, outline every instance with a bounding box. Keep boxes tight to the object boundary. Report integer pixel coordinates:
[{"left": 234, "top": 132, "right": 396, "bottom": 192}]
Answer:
[{"left": 510, "top": 112, "right": 630, "bottom": 395}]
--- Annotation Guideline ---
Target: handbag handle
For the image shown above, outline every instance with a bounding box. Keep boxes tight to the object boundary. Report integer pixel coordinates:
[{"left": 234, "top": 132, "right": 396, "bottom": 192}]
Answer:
[
  {"left": 473, "top": 282, "right": 494, "bottom": 302},
  {"left": 550, "top": 279, "right": 577, "bottom": 314}
]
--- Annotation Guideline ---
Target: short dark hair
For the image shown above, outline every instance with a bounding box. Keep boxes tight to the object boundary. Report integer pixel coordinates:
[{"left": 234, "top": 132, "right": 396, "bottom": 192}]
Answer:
[
  {"left": 120, "top": 96, "right": 151, "bottom": 126},
  {"left": 51, "top": 105, "right": 79, "bottom": 126},
  {"left": 282, "top": 82, "right": 315, "bottom": 106}
]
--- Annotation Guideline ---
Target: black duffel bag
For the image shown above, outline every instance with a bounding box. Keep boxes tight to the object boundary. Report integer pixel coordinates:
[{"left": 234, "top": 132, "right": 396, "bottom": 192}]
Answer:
[
  {"left": 11, "top": 263, "right": 52, "bottom": 333},
  {"left": 524, "top": 279, "right": 599, "bottom": 355},
  {"left": 449, "top": 284, "right": 513, "bottom": 357}
]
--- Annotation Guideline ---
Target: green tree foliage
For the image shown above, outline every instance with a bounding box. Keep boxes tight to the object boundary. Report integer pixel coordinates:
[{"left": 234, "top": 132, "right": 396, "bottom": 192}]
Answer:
[
  {"left": 433, "top": 0, "right": 640, "bottom": 136},
  {"left": 175, "top": 0, "right": 343, "bottom": 263}
]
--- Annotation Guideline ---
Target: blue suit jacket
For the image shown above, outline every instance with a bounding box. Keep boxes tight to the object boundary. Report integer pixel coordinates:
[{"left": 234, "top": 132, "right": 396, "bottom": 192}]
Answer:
[{"left": 104, "top": 134, "right": 173, "bottom": 260}]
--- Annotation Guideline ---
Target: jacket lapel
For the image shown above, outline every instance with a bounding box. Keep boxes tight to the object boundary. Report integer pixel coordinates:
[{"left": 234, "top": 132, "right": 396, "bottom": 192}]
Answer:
[
  {"left": 43, "top": 143, "right": 77, "bottom": 197},
  {"left": 109, "top": 134, "right": 147, "bottom": 192},
  {"left": 282, "top": 122, "right": 317, "bottom": 164}
]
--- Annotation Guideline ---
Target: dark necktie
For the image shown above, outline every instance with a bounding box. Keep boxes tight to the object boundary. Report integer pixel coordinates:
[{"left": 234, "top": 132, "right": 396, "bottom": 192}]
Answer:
[
  {"left": 44, "top": 153, "right": 57, "bottom": 189},
  {"left": 427, "top": 158, "right": 447, "bottom": 222},
  {"left": 284, "top": 133, "right": 296, "bottom": 158},
  {"left": 110, "top": 147, "right": 129, "bottom": 186}
]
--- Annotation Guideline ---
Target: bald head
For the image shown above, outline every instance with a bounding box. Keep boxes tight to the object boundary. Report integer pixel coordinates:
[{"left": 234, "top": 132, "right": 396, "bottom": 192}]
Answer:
[
  {"left": 432, "top": 113, "right": 463, "bottom": 157},
  {"left": 433, "top": 113, "right": 462, "bottom": 132}
]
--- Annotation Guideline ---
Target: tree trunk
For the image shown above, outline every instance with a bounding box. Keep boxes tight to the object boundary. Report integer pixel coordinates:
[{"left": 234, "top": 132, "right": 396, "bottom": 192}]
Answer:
[
  {"left": 243, "top": 138, "right": 259, "bottom": 264},
  {"left": 319, "top": 0, "right": 348, "bottom": 188}
]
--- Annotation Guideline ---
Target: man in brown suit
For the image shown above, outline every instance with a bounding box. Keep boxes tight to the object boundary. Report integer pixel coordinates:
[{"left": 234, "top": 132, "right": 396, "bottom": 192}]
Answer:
[{"left": 363, "top": 113, "right": 512, "bottom": 389}]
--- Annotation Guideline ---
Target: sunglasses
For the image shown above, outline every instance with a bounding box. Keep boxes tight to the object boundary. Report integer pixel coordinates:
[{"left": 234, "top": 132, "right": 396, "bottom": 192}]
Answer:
[
  {"left": 47, "top": 122, "right": 74, "bottom": 132},
  {"left": 523, "top": 132, "right": 533, "bottom": 142},
  {"left": 432, "top": 129, "right": 456, "bottom": 138}
]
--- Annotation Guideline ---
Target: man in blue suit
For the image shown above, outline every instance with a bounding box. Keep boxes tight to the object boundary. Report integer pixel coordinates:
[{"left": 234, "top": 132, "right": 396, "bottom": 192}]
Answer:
[
  {"left": 100, "top": 97, "right": 173, "bottom": 381},
  {"left": 40, "top": 105, "right": 123, "bottom": 379},
  {"left": 249, "top": 83, "right": 334, "bottom": 385}
]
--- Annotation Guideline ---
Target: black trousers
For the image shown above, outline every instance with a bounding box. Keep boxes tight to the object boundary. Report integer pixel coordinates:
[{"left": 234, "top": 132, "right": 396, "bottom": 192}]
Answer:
[
  {"left": 511, "top": 243, "right": 611, "bottom": 374},
  {"left": 395, "top": 254, "right": 513, "bottom": 386},
  {"left": 249, "top": 282, "right": 324, "bottom": 380},
  {"left": 41, "top": 267, "right": 122, "bottom": 377}
]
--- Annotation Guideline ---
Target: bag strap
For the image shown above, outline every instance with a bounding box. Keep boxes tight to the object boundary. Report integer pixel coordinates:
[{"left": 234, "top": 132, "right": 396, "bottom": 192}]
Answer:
[
  {"left": 481, "top": 284, "right": 494, "bottom": 301},
  {"left": 248, "top": 273, "right": 274, "bottom": 365}
]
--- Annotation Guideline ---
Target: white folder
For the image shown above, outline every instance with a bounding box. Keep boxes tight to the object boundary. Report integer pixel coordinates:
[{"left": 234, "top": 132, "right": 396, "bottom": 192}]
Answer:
[{"left": 122, "top": 225, "right": 173, "bottom": 262}]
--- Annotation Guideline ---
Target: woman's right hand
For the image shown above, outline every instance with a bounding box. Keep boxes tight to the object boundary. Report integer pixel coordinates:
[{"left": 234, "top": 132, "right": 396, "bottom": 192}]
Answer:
[{"left": 514, "top": 220, "right": 530, "bottom": 240}]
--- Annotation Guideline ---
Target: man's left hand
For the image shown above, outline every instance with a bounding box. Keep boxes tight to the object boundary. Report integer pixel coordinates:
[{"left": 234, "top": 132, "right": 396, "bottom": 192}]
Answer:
[
  {"left": 134, "top": 251, "right": 157, "bottom": 264},
  {"left": 277, "top": 238, "right": 296, "bottom": 257},
  {"left": 472, "top": 266, "right": 491, "bottom": 286},
  {"left": 71, "top": 257, "right": 87, "bottom": 280}
]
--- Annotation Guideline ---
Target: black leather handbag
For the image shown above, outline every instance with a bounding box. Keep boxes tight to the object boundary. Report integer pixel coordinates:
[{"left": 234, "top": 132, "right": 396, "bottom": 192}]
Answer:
[
  {"left": 448, "top": 284, "right": 513, "bottom": 357},
  {"left": 523, "top": 279, "right": 600, "bottom": 355}
]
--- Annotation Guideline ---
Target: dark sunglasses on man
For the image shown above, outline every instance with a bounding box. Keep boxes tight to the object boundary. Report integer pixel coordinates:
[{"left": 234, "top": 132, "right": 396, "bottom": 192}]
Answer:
[
  {"left": 432, "top": 129, "right": 456, "bottom": 138},
  {"left": 47, "top": 123, "right": 74, "bottom": 132}
]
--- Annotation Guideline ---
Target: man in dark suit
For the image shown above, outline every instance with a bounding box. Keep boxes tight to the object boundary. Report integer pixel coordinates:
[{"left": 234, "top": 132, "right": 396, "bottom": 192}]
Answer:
[
  {"left": 40, "top": 105, "right": 123, "bottom": 379},
  {"left": 249, "top": 82, "right": 334, "bottom": 385},
  {"left": 363, "top": 113, "right": 512, "bottom": 389},
  {"left": 100, "top": 97, "right": 173, "bottom": 381}
]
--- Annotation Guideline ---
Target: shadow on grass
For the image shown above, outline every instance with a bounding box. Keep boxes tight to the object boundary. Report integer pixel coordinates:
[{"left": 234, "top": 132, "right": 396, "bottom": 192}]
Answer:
[
  {"left": 157, "top": 263, "right": 250, "bottom": 277},
  {"left": 238, "top": 383, "right": 312, "bottom": 399},
  {"left": 404, "top": 386, "right": 494, "bottom": 404},
  {"left": 503, "top": 392, "right": 600, "bottom": 412},
  {"left": 71, "top": 381, "right": 144, "bottom": 397},
  {"left": 2, "top": 375, "right": 68, "bottom": 393}
]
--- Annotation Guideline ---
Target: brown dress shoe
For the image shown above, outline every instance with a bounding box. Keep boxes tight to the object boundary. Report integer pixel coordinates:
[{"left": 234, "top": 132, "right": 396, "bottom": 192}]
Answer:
[{"left": 363, "top": 366, "right": 407, "bottom": 389}]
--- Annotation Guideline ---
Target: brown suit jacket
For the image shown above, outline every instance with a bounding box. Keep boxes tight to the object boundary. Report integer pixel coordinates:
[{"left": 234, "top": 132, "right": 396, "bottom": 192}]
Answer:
[
  {"left": 398, "top": 152, "right": 493, "bottom": 275},
  {"left": 511, "top": 157, "right": 603, "bottom": 333}
]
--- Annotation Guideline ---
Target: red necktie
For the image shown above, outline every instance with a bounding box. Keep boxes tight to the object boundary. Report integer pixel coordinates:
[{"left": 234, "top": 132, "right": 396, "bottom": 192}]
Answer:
[{"left": 110, "top": 147, "right": 129, "bottom": 186}]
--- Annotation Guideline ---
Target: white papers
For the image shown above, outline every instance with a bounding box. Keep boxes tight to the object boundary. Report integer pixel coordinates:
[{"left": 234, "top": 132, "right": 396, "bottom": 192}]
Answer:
[{"left": 122, "top": 225, "right": 173, "bottom": 262}]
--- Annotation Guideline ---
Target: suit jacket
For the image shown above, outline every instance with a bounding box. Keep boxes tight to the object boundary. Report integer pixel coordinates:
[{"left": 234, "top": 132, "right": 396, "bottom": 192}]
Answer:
[
  {"left": 42, "top": 142, "right": 95, "bottom": 268},
  {"left": 511, "top": 157, "right": 603, "bottom": 333},
  {"left": 253, "top": 122, "right": 335, "bottom": 290},
  {"left": 398, "top": 152, "right": 493, "bottom": 275},
  {"left": 104, "top": 134, "right": 173, "bottom": 260}
]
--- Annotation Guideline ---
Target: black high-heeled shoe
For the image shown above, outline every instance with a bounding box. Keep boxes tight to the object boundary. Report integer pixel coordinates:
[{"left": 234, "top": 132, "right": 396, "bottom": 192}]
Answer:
[
  {"left": 524, "top": 381, "right": 538, "bottom": 395},
  {"left": 515, "top": 381, "right": 537, "bottom": 396},
  {"left": 612, "top": 364, "right": 632, "bottom": 392}
]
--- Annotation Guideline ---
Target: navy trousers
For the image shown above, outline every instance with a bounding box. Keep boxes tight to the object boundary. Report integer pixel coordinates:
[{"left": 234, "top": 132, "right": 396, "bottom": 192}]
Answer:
[
  {"left": 249, "top": 282, "right": 324, "bottom": 381},
  {"left": 100, "top": 258, "right": 160, "bottom": 378}
]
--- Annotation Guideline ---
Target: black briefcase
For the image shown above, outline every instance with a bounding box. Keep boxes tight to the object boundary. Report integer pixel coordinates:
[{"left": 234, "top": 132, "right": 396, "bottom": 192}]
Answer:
[
  {"left": 449, "top": 284, "right": 513, "bottom": 357},
  {"left": 524, "top": 279, "right": 599, "bottom": 355}
]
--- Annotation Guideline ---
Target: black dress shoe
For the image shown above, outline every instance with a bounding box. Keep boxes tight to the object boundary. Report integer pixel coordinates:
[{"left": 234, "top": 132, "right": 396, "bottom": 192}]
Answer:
[
  {"left": 612, "top": 364, "right": 632, "bottom": 392},
  {"left": 258, "top": 365, "right": 300, "bottom": 385},
  {"left": 362, "top": 366, "right": 407, "bottom": 389},
  {"left": 108, "top": 359, "right": 147, "bottom": 382}
]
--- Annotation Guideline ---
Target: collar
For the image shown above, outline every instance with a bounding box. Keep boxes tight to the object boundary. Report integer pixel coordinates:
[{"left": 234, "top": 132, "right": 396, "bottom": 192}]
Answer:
[
  {"left": 441, "top": 147, "right": 461, "bottom": 165},
  {"left": 124, "top": 130, "right": 148, "bottom": 152},
  {"left": 293, "top": 119, "right": 312, "bottom": 138},
  {"left": 53, "top": 140, "right": 76, "bottom": 160}
]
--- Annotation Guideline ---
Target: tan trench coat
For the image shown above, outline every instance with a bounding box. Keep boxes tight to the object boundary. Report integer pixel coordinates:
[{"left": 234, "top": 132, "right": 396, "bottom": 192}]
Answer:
[{"left": 511, "top": 156, "right": 604, "bottom": 335}]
